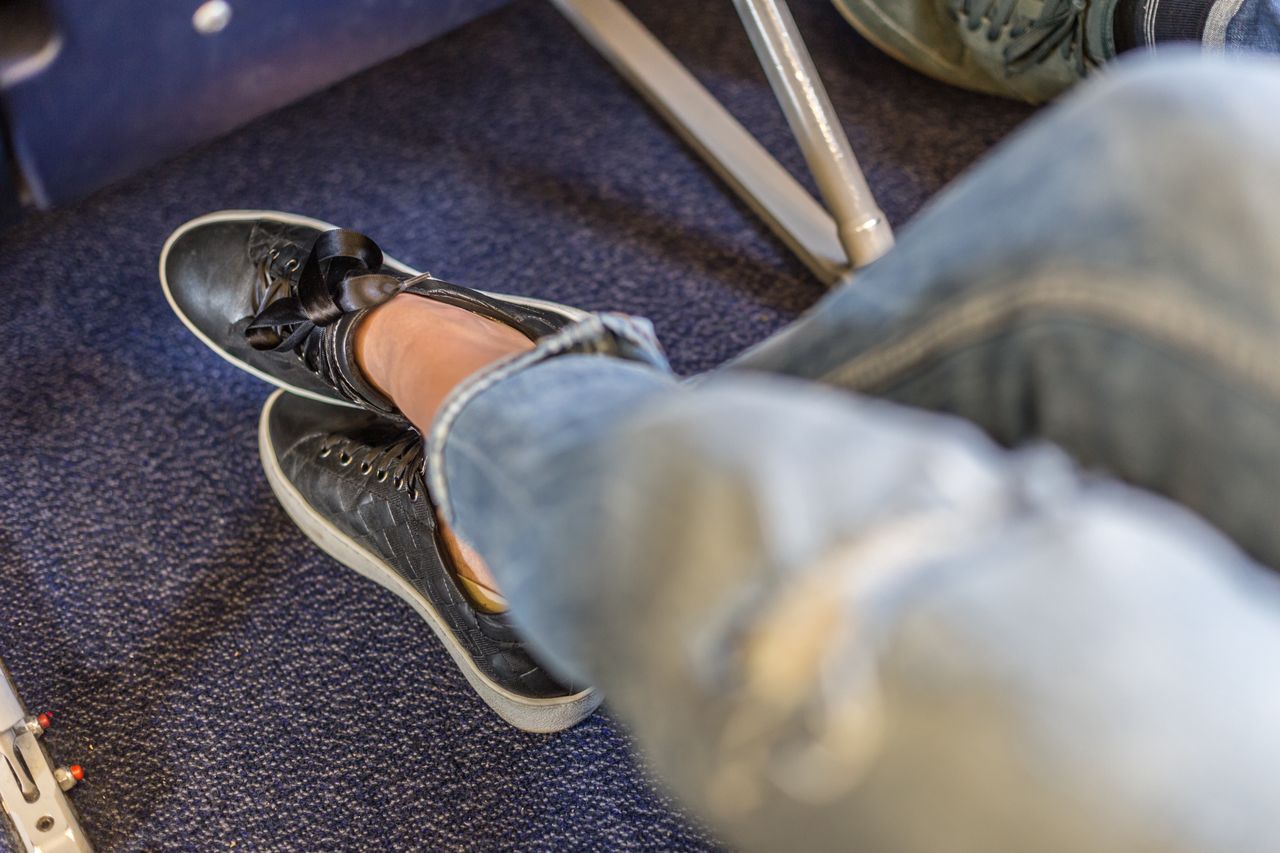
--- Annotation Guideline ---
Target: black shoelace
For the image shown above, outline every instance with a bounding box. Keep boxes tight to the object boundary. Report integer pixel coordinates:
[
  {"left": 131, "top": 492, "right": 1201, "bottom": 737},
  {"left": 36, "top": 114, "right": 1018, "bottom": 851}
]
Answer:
[
  {"left": 951, "top": 0, "right": 1089, "bottom": 75},
  {"left": 319, "top": 431, "right": 426, "bottom": 502},
  {"left": 243, "top": 229, "right": 407, "bottom": 381}
]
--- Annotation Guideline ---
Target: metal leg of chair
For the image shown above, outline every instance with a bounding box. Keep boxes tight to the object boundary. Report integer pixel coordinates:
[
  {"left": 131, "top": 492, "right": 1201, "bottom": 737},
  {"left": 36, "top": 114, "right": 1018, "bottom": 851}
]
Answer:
[
  {"left": 733, "top": 0, "right": 893, "bottom": 267},
  {"left": 551, "top": 0, "right": 852, "bottom": 285}
]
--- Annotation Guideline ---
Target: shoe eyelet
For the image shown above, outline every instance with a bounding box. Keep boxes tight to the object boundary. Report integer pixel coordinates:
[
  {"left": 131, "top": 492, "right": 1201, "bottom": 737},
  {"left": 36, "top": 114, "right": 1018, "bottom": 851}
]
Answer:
[
  {"left": 338, "top": 452, "right": 353, "bottom": 466},
  {"left": 375, "top": 470, "right": 388, "bottom": 482},
  {"left": 269, "top": 248, "right": 281, "bottom": 259},
  {"left": 318, "top": 447, "right": 332, "bottom": 458},
  {"left": 285, "top": 258, "right": 300, "bottom": 272},
  {"left": 359, "top": 461, "right": 372, "bottom": 475},
  {"left": 408, "top": 487, "right": 419, "bottom": 502}
]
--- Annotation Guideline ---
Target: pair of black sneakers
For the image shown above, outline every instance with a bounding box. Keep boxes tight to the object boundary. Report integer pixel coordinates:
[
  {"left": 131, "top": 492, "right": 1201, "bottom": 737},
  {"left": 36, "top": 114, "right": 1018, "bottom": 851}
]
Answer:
[{"left": 160, "top": 211, "right": 600, "bottom": 732}]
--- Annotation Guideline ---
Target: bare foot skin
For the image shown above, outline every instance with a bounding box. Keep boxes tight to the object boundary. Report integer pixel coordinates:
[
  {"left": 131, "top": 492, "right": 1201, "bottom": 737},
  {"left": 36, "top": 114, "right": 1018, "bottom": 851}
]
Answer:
[
  {"left": 440, "top": 526, "right": 508, "bottom": 613},
  {"left": 353, "top": 293, "right": 533, "bottom": 612},
  {"left": 354, "top": 293, "right": 535, "bottom": 429}
]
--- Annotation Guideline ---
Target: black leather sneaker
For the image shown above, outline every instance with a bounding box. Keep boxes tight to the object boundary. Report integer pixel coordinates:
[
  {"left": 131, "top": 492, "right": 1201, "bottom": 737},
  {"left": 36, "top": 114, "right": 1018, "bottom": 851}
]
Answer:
[
  {"left": 160, "top": 210, "right": 585, "bottom": 414},
  {"left": 259, "top": 388, "right": 601, "bottom": 732}
]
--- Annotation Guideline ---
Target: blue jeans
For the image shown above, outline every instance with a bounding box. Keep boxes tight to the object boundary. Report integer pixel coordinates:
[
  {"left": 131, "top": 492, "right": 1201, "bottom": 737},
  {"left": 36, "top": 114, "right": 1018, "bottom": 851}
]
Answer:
[
  {"left": 427, "top": 54, "right": 1280, "bottom": 852},
  {"left": 1228, "top": 0, "right": 1280, "bottom": 52}
]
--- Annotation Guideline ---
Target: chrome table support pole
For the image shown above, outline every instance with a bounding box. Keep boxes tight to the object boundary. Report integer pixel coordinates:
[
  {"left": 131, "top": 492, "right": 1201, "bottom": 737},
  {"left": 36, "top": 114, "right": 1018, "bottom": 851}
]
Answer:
[
  {"left": 551, "top": 0, "right": 851, "bottom": 284},
  {"left": 732, "top": 0, "right": 894, "bottom": 267},
  {"left": 551, "top": 0, "right": 894, "bottom": 284}
]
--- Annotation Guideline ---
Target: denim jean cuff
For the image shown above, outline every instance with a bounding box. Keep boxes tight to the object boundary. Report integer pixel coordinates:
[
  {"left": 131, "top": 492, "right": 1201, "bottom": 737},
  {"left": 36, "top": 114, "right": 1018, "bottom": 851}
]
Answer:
[{"left": 424, "top": 312, "right": 671, "bottom": 522}]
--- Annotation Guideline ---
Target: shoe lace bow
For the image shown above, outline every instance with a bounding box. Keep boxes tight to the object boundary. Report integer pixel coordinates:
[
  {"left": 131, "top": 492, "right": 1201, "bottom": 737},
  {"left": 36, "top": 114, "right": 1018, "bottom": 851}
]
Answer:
[{"left": 244, "top": 228, "right": 405, "bottom": 353}]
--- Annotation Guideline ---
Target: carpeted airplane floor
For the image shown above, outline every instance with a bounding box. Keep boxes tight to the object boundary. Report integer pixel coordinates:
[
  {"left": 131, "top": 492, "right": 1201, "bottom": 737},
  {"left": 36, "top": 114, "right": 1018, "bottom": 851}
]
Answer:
[{"left": 0, "top": 1, "right": 1032, "bottom": 849}]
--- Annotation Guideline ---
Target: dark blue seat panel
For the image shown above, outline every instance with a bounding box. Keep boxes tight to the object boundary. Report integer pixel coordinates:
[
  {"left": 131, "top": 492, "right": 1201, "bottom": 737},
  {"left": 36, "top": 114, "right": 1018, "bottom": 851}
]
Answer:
[{"left": 0, "top": 0, "right": 509, "bottom": 207}]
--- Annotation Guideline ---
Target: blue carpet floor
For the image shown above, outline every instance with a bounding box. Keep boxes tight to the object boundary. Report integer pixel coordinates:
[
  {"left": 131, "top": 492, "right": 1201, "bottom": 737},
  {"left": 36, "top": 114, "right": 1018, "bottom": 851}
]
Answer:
[{"left": 0, "top": 1, "right": 1031, "bottom": 849}]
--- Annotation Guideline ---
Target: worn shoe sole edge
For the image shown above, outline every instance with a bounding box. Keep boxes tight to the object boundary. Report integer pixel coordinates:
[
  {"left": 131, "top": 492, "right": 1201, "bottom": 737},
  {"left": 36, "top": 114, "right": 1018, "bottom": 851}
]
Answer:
[
  {"left": 162, "top": 209, "right": 590, "bottom": 407},
  {"left": 258, "top": 389, "right": 602, "bottom": 733},
  {"left": 829, "top": 0, "right": 1022, "bottom": 101}
]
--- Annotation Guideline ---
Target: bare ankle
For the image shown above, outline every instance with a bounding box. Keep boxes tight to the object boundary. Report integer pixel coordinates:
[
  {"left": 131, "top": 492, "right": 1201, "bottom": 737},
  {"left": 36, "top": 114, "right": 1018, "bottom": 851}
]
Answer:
[{"left": 353, "top": 294, "right": 534, "bottom": 431}]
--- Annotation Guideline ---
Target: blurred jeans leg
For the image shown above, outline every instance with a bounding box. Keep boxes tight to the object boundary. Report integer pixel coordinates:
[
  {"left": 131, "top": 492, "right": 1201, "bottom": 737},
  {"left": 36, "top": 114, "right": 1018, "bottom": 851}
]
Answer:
[
  {"left": 422, "top": 52, "right": 1280, "bottom": 853},
  {"left": 1224, "top": 0, "right": 1280, "bottom": 51},
  {"left": 431, "top": 336, "right": 1280, "bottom": 853},
  {"left": 733, "top": 51, "right": 1280, "bottom": 567}
]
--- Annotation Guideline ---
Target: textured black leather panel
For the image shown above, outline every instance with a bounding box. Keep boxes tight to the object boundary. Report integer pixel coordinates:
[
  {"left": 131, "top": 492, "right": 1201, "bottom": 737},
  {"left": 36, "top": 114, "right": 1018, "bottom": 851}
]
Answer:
[
  {"left": 405, "top": 277, "right": 570, "bottom": 340},
  {"left": 167, "top": 214, "right": 578, "bottom": 412},
  {"left": 166, "top": 218, "right": 374, "bottom": 402},
  {"left": 268, "top": 392, "right": 579, "bottom": 699}
]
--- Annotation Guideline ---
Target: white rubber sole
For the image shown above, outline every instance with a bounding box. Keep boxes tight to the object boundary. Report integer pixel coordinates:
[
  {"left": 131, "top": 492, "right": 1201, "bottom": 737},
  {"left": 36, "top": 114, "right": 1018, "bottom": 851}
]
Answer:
[
  {"left": 258, "top": 389, "right": 602, "bottom": 733},
  {"left": 161, "top": 209, "right": 589, "bottom": 406}
]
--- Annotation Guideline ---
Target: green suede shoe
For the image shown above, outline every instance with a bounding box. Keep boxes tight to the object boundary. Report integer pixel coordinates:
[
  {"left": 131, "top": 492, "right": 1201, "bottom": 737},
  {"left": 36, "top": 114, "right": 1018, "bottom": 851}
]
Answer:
[{"left": 832, "top": 0, "right": 1118, "bottom": 102}]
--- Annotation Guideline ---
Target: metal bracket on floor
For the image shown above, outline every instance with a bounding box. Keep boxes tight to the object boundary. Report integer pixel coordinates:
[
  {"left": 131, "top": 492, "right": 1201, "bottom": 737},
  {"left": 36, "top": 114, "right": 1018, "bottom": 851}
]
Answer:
[
  {"left": 1, "top": 661, "right": 92, "bottom": 853},
  {"left": 551, "top": 0, "right": 893, "bottom": 285}
]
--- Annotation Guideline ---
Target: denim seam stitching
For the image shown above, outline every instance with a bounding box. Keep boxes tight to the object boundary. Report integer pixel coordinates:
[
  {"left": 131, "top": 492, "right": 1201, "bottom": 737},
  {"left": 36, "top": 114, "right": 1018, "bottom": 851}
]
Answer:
[
  {"left": 424, "top": 315, "right": 659, "bottom": 521},
  {"left": 820, "top": 276, "right": 1280, "bottom": 401},
  {"left": 1204, "top": 0, "right": 1247, "bottom": 47}
]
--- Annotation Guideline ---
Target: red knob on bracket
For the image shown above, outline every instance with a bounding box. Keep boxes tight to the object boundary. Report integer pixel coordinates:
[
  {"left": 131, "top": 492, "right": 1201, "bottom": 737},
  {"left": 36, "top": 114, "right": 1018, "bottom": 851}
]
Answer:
[
  {"left": 37, "top": 712, "right": 52, "bottom": 730},
  {"left": 54, "top": 764, "right": 84, "bottom": 791}
]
